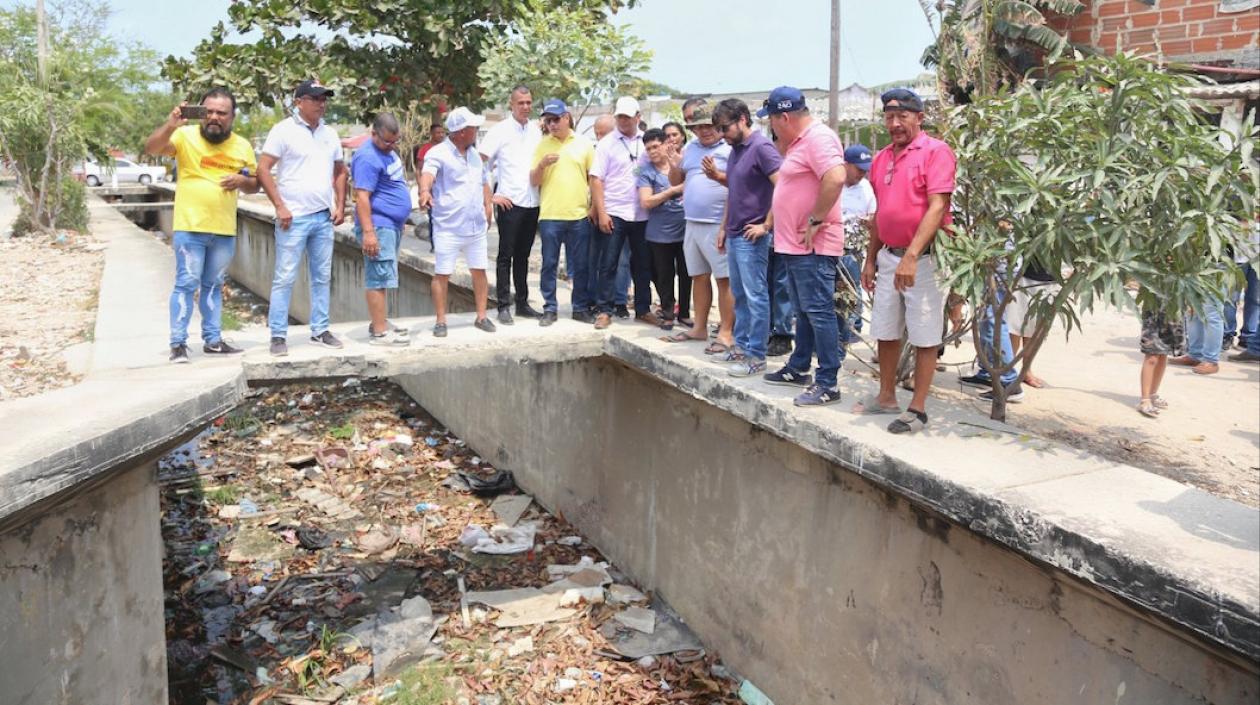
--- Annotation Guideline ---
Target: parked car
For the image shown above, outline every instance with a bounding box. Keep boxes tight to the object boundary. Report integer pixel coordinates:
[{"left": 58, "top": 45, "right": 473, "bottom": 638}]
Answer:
[{"left": 75, "top": 158, "right": 166, "bottom": 186}]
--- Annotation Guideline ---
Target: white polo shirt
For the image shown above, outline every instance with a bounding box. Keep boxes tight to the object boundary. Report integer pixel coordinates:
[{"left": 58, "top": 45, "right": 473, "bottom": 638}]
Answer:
[
  {"left": 261, "top": 115, "right": 344, "bottom": 218},
  {"left": 478, "top": 117, "right": 541, "bottom": 208},
  {"left": 423, "top": 140, "right": 488, "bottom": 238}
]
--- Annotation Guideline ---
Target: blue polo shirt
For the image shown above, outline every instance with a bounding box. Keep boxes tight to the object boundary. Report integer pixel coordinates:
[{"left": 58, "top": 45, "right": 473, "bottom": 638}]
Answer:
[
  {"left": 351, "top": 142, "right": 412, "bottom": 230},
  {"left": 679, "top": 139, "right": 731, "bottom": 223}
]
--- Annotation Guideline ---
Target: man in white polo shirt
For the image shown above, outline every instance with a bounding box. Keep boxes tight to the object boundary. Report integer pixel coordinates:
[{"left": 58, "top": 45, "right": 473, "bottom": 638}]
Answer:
[
  {"left": 418, "top": 107, "right": 497, "bottom": 338},
  {"left": 257, "top": 80, "right": 348, "bottom": 357},
  {"left": 479, "top": 84, "right": 543, "bottom": 325}
]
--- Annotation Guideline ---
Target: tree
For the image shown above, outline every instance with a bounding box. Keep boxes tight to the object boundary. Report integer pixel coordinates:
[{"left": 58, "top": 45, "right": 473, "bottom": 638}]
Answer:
[
  {"left": 936, "top": 52, "right": 1258, "bottom": 421},
  {"left": 920, "top": 0, "right": 1084, "bottom": 102},
  {"left": 161, "top": 0, "right": 638, "bottom": 120},
  {"left": 478, "top": 0, "right": 651, "bottom": 122},
  {"left": 0, "top": 0, "right": 164, "bottom": 234}
]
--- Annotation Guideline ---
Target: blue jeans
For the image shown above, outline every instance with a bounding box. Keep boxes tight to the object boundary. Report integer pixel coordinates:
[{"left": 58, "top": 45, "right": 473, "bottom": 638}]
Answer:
[
  {"left": 769, "top": 249, "right": 793, "bottom": 336},
  {"left": 170, "top": 231, "right": 236, "bottom": 347},
  {"left": 1186, "top": 299, "right": 1225, "bottom": 363},
  {"left": 594, "top": 217, "right": 651, "bottom": 315},
  {"left": 782, "top": 253, "right": 841, "bottom": 389},
  {"left": 616, "top": 245, "right": 630, "bottom": 307},
  {"left": 1240, "top": 263, "right": 1260, "bottom": 350},
  {"left": 727, "top": 233, "right": 771, "bottom": 359},
  {"left": 973, "top": 291, "right": 1019, "bottom": 385},
  {"left": 268, "top": 210, "right": 333, "bottom": 338},
  {"left": 840, "top": 252, "right": 863, "bottom": 334},
  {"left": 539, "top": 219, "right": 593, "bottom": 314}
]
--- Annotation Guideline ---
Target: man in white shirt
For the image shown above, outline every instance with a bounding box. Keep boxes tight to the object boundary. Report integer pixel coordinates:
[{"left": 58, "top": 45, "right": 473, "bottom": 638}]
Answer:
[
  {"left": 839, "top": 144, "right": 876, "bottom": 348},
  {"left": 479, "top": 85, "right": 543, "bottom": 325},
  {"left": 257, "top": 80, "right": 348, "bottom": 357},
  {"left": 419, "top": 107, "right": 496, "bottom": 338}
]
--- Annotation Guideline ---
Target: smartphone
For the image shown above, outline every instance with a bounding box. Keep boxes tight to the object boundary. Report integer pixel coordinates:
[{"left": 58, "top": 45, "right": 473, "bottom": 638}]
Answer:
[{"left": 180, "top": 105, "right": 208, "bottom": 120}]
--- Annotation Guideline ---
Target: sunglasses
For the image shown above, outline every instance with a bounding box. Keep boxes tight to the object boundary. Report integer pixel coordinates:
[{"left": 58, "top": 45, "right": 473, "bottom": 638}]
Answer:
[
  {"left": 375, "top": 133, "right": 400, "bottom": 146},
  {"left": 884, "top": 160, "right": 896, "bottom": 185}
]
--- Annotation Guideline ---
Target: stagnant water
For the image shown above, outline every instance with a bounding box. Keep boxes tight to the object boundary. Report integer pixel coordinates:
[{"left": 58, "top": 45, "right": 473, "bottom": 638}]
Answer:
[{"left": 158, "top": 379, "right": 745, "bottom": 704}]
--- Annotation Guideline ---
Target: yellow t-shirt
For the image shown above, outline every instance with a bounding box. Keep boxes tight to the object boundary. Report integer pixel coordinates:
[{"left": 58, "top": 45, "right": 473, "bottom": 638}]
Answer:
[
  {"left": 532, "top": 133, "right": 594, "bottom": 221},
  {"left": 171, "top": 126, "right": 258, "bottom": 236}
]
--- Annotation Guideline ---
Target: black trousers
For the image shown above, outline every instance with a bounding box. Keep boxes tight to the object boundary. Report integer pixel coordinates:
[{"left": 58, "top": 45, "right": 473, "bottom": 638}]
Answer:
[
  {"left": 649, "top": 241, "right": 691, "bottom": 320},
  {"left": 494, "top": 205, "right": 540, "bottom": 309}
]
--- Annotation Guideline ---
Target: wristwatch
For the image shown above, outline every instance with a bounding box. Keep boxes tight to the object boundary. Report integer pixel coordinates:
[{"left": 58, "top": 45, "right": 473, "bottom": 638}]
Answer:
[{"left": 808, "top": 215, "right": 822, "bottom": 227}]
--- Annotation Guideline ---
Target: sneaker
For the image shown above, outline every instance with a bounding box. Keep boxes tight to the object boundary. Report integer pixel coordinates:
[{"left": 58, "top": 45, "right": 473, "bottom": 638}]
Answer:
[
  {"left": 369, "top": 329, "right": 409, "bottom": 346},
  {"left": 763, "top": 366, "right": 812, "bottom": 387},
  {"left": 433, "top": 322, "right": 448, "bottom": 338},
  {"left": 474, "top": 317, "right": 497, "bottom": 333},
  {"left": 594, "top": 313, "right": 612, "bottom": 330},
  {"left": 1222, "top": 336, "right": 1235, "bottom": 351},
  {"left": 979, "top": 384, "right": 1025, "bottom": 403},
  {"left": 516, "top": 303, "right": 542, "bottom": 319},
  {"left": 539, "top": 311, "right": 558, "bottom": 327},
  {"left": 170, "top": 344, "right": 190, "bottom": 364},
  {"left": 614, "top": 304, "right": 630, "bottom": 319},
  {"left": 1228, "top": 349, "right": 1260, "bottom": 363},
  {"left": 728, "top": 358, "right": 767, "bottom": 378},
  {"left": 715, "top": 349, "right": 746, "bottom": 364},
  {"left": 793, "top": 384, "right": 841, "bottom": 406},
  {"left": 269, "top": 337, "right": 288, "bottom": 357},
  {"left": 957, "top": 373, "right": 993, "bottom": 389},
  {"left": 572, "top": 310, "right": 596, "bottom": 324},
  {"left": 310, "top": 330, "right": 343, "bottom": 349},
  {"left": 203, "top": 340, "right": 243, "bottom": 355},
  {"left": 386, "top": 320, "right": 410, "bottom": 336},
  {"left": 497, "top": 308, "right": 515, "bottom": 325},
  {"left": 767, "top": 334, "right": 793, "bottom": 357}
]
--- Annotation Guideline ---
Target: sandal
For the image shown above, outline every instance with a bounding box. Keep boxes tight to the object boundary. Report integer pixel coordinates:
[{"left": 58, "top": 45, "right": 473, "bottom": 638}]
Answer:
[
  {"left": 661, "top": 331, "right": 706, "bottom": 343},
  {"left": 1151, "top": 394, "right": 1169, "bottom": 410},
  {"left": 852, "top": 396, "right": 901, "bottom": 415},
  {"left": 678, "top": 317, "right": 695, "bottom": 328},
  {"left": 703, "top": 340, "right": 732, "bottom": 355},
  {"left": 1137, "top": 399, "right": 1160, "bottom": 418},
  {"left": 888, "top": 409, "right": 928, "bottom": 434}
]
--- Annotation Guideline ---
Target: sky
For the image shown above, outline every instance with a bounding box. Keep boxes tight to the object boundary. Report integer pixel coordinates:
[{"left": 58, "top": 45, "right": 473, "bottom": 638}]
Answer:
[{"left": 93, "top": 0, "right": 936, "bottom": 93}]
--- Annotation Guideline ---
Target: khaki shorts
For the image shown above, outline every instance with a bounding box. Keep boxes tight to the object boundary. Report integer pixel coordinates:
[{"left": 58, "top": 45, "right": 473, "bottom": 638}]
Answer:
[
  {"left": 870, "top": 247, "right": 946, "bottom": 347},
  {"left": 683, "top": 221, "right": 728, "bottom": 278},
  {"left": 1004, "top": 277, "right": 1060, "bottom": 338}
]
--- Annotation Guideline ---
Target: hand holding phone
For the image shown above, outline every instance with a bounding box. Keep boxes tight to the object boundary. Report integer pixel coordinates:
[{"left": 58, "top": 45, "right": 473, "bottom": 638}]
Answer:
[{"left": 179, "top": 105, "right": 208, "bottom": 120}]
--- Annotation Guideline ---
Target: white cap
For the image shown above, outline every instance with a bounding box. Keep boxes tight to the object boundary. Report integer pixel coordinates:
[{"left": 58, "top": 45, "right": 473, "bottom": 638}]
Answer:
[
  {"left": 613, "top": 96, "right": 641, "bottom": 117},
  {"left": 445, "top": 106, "right": 485, "bottom": 132}
]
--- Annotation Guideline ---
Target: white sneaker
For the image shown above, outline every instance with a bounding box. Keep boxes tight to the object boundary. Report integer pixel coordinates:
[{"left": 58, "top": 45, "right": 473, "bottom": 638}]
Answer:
[{"left": 369, "top": 329, "right": 410, "bottom": 346}]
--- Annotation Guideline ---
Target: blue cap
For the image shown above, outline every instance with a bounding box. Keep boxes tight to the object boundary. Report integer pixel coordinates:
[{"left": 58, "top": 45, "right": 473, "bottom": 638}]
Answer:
[
  {"left": 881, "top": 88, "right": 924, "bottom": 113},
  {"left": 541, "top": 99, "right": 568, "bottom": 117},
  {"left": 756, "top": 86, "right": 806, "bottom": 118},
  {"left": 843, "top": 144, "right": 874, "bottom": 171}
]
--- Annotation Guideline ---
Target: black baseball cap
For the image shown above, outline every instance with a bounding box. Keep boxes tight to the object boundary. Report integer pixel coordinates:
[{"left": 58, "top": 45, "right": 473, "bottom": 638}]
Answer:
[
  {"left": 881, "top": 88, "right": 923, "bottom": 113},
  {"left": 294, "top": 80, "right": 334, "bottom": 99}
]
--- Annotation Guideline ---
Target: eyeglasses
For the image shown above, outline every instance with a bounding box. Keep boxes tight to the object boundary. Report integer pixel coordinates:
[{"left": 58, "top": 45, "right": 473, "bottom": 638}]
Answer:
[
  {"left": 713, "top": 121, "right": 735, "bottom": 132},
  {"left": 542, "top": 116, "right": 561, "bottom": 124},
  {"left": 884, "top": 160, "right": 895, "bottom": 185},
  {"left": 375, "top": 134, "right": 400, "bottom": 146}
]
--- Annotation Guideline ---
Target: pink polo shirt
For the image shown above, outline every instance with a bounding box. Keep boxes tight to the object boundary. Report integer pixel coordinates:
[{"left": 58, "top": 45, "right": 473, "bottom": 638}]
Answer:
[
  {"left": 772, "top": 121, "right": 846, "bottom": 256},
  {"left": 869, "top": 131, "right": 956, "bottom": 249}
]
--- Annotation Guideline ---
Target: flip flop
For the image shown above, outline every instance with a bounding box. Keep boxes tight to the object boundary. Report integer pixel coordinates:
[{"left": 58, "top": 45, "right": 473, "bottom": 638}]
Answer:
[
  {"left": 852, "top": 396, "right": 901, "bottom": 415},
  {"left": 661, "top": 331, "right": 706, "bottom": 343},
  {"left": 704, "top": 341, "right": 732, "bottom": 355}
]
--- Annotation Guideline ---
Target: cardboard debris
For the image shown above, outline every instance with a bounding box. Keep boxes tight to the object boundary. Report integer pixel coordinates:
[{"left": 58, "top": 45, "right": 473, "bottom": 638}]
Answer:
[{"left": 490, "top": 494, "right": 533, "bottom": 527}]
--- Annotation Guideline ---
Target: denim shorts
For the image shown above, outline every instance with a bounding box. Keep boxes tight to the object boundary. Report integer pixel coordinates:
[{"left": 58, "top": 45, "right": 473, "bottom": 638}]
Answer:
[{"left": 356, "top": 225, "right": 401, "bottom": 289}]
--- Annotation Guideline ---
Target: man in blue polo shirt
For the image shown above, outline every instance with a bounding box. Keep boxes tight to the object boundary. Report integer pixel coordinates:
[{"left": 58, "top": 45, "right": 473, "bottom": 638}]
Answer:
[{"left": 351, "top": 112, "right": 413, "bottom": 346}]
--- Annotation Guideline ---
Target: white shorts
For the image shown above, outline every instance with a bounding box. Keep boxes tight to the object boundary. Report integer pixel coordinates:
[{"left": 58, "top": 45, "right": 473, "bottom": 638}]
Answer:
[
  {"left": 870, "top": 247, "right": 946, "bottom": 348},
  {"left": 683, "top": 221, "right": 728, "bottom": 278},
  {"left": 433, "top": 232, "right": 488, "bottom": 276},
  {"left": 1004, "top": 277, "right": 1060, "bottom": 338}
]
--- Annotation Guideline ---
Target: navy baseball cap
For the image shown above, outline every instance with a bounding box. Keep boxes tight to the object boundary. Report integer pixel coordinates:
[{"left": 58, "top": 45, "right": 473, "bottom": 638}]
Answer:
[
  {"left": 756, "top": 86, "right": 806, "bottom": 118},
  {"left": 541, "top": 99, "right": 568, "bottom": 117},
  {"left": 881, "top": 88, "right": 924, "bottom": 113},
  {"left": 294, "top": 80, "right": 334, "bottom": 99},
  {"left": 844, "top": 144, "right": 874, "bottom": 171}
]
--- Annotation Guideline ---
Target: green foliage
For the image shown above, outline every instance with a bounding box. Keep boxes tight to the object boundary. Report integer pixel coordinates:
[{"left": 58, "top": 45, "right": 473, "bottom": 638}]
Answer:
[
  {"left": 392, "top": 662, "right": 457, "bottom": 705},
  {"left": 162, "top": 0, "right": 638, "bottom": 121},
  {"left": 329, "top": 423, "right": 356, "bottom": 440},
  {"left": 937, "top": 52, "right": 1258, "bottom": 419},
  {"left": 205, "top": 485, "right": 240, "bottom": 505},
  {"left": 478, "top": 0, "right": 651, "bottom": 121}
]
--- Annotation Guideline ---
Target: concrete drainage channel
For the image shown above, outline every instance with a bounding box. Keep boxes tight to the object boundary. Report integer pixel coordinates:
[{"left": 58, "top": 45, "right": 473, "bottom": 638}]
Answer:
[{"left": 1, "top": 189, "right": 1258, "bottom": 704}]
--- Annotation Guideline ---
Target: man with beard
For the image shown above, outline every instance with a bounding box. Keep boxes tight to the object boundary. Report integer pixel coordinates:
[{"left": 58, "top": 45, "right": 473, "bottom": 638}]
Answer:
[
  {"left": 258, "top": 80, "right": 349, "bottom": 357},
  {"left": 145, "top": 87, "right": 259, "bottom": 364}
]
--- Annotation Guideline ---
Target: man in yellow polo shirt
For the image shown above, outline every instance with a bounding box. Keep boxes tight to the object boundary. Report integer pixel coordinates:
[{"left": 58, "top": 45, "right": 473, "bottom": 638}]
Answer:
[
  {"left": 144, "top": 87, "right": 259, "bottom": 363},
  {"left": 530, "top": 99, "right": 595, "bottom": 326}
]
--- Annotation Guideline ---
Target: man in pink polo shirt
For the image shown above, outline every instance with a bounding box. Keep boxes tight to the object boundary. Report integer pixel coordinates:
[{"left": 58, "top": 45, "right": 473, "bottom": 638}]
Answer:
[
  {"left": 758, "top": 86, "right": 847, "bottom": 407},
  {"left": 858, "top": 88, "right": 957, "bottom": 434}
]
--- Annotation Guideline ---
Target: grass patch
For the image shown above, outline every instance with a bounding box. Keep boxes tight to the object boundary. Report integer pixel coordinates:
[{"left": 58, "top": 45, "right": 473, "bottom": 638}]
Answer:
[
  {"left": 329, "top": 423, "right": 356, "bottom": 440},
  {"left": 205, "top": 485, "right": 239, "bottom": 505},
  {"left": 221, "top": 309, "right": 244, "bottom": 332},
  {"left": 391, "top": 662, "right": 458, "bottom": 705}
]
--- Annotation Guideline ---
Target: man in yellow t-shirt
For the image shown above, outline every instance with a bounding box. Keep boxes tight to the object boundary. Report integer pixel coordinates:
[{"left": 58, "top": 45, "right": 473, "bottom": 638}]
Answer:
[
  {"left": 530, "top": 99, "right": 595, "bottom": 326},
  {"left": 144, "top": 88, "right": 259, "bottom": 363}
]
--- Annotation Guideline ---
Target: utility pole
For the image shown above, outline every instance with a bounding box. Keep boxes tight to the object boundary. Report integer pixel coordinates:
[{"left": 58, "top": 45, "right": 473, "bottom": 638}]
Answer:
[
  {"left": 36, "top": 0, "right": 48, "bottom": 86},
  {"left": 828, "top": 0, "right": 840, "bottom": 131}
]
